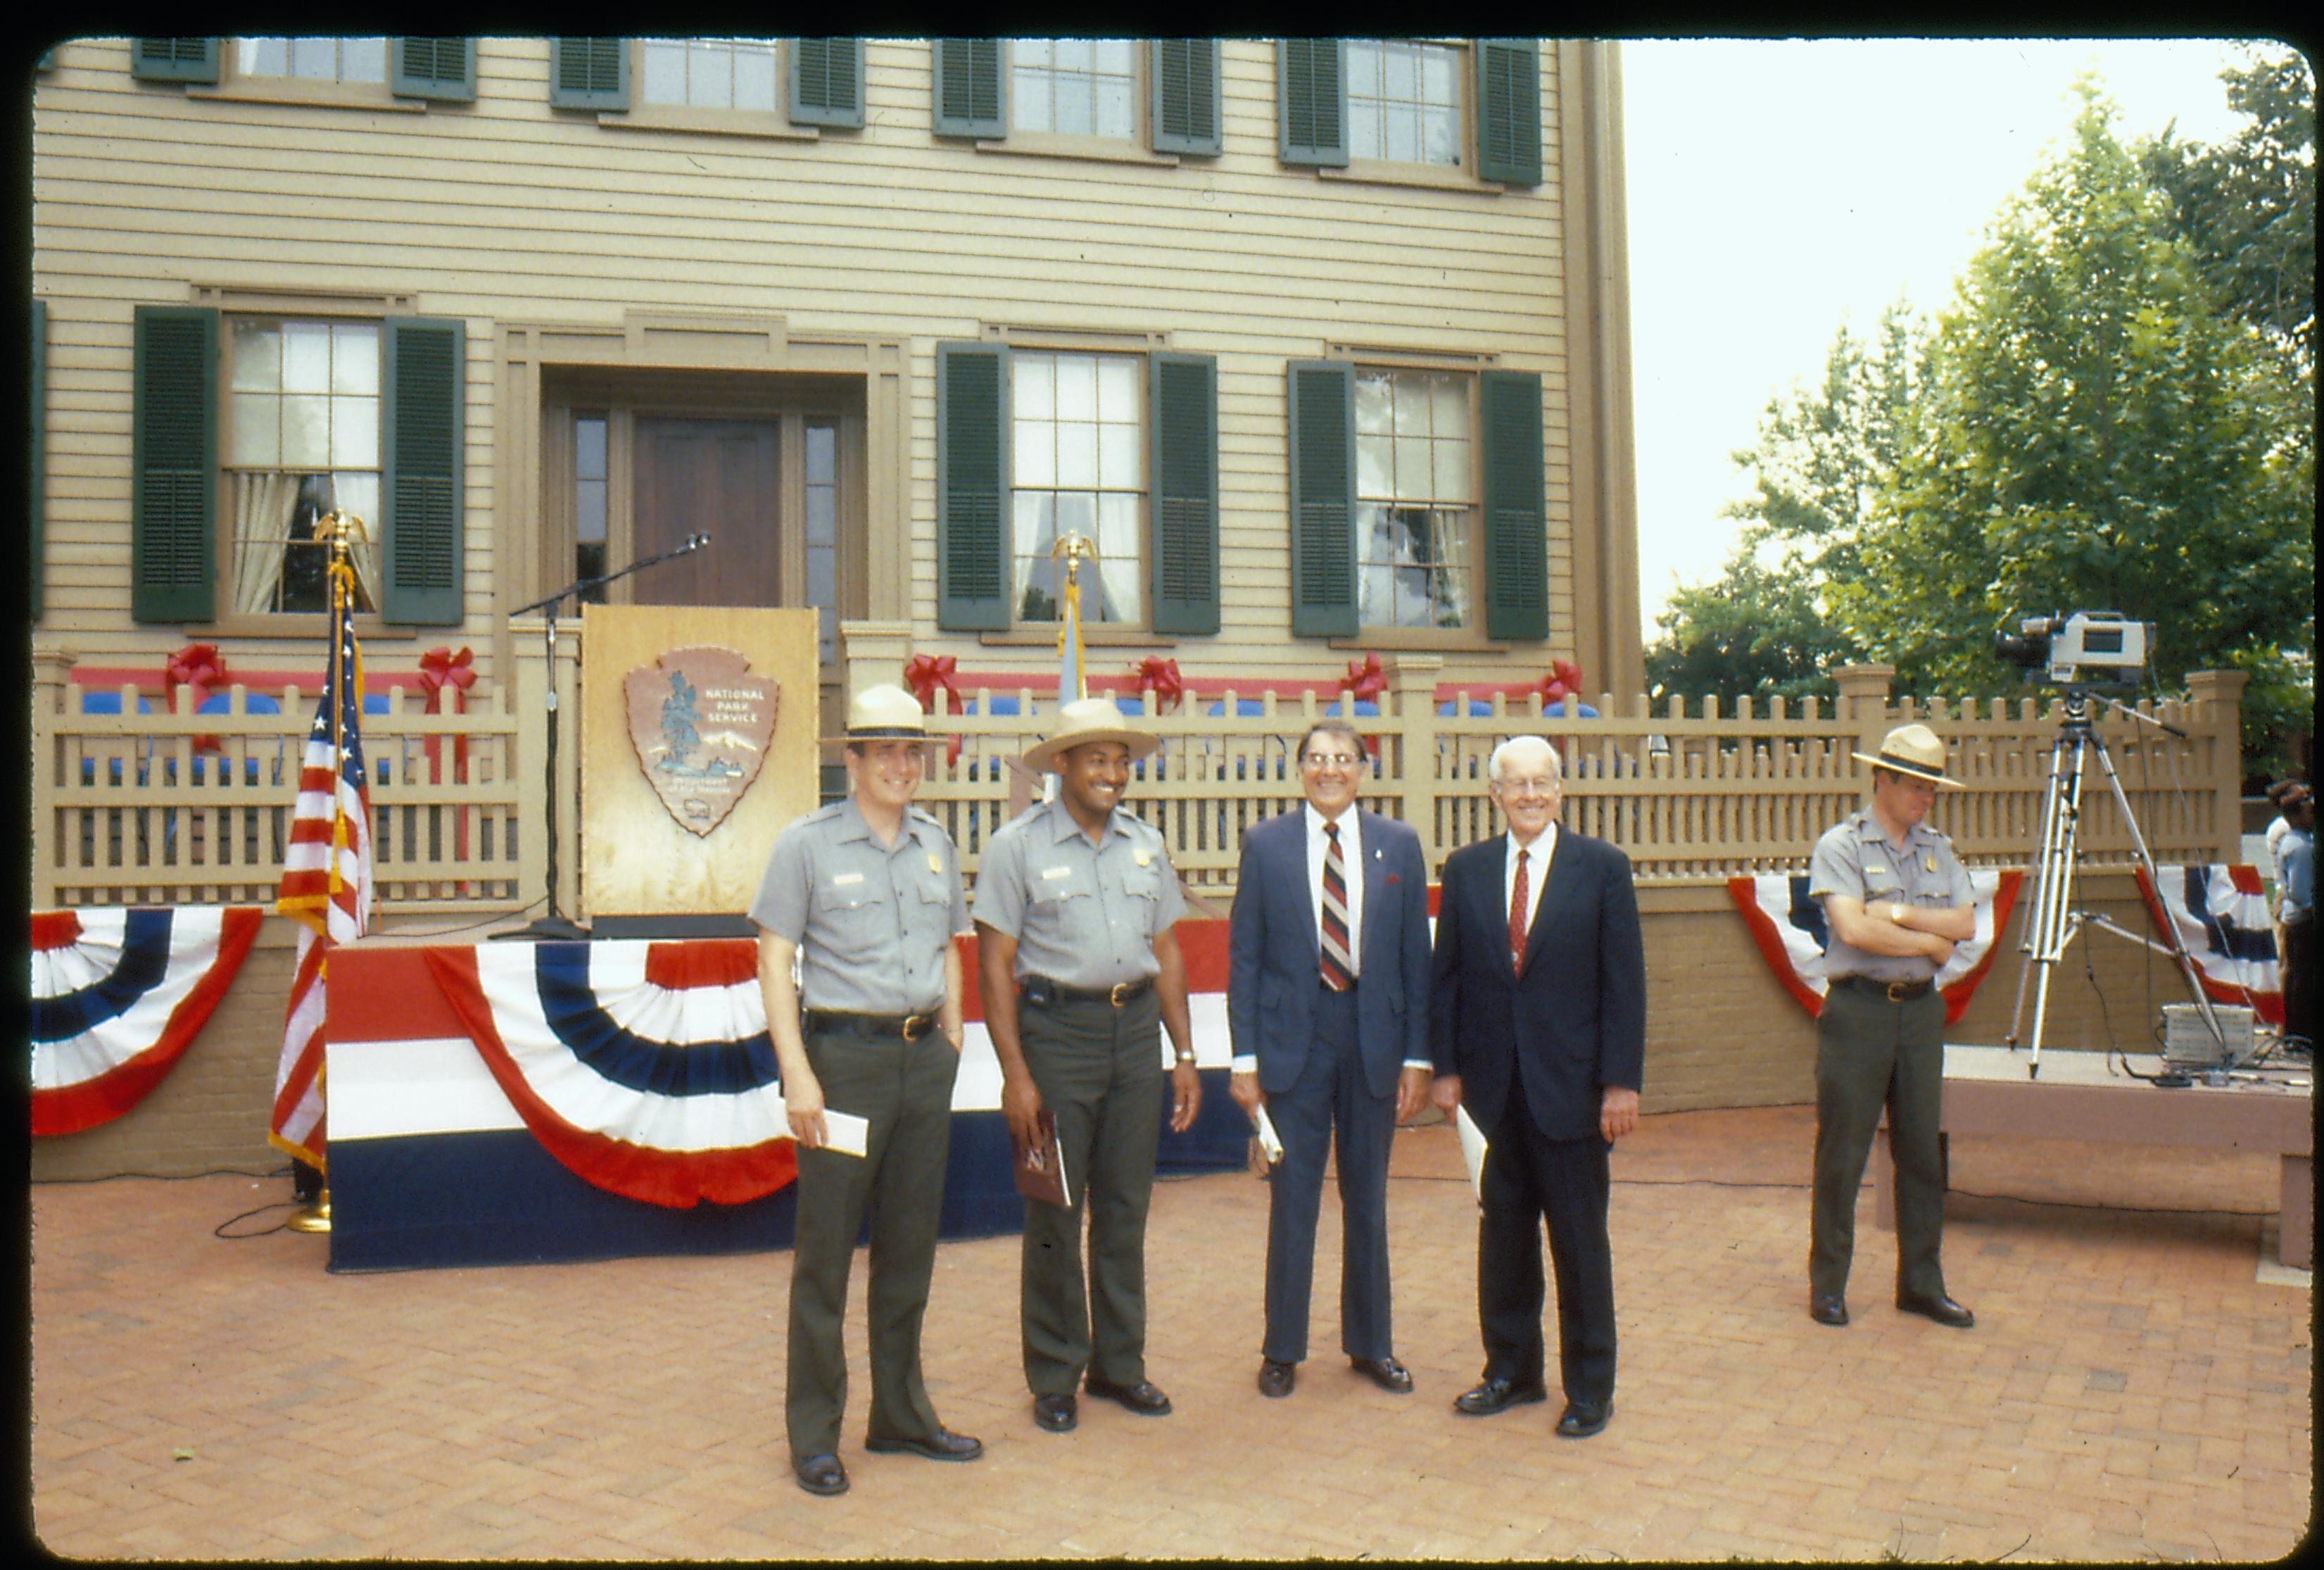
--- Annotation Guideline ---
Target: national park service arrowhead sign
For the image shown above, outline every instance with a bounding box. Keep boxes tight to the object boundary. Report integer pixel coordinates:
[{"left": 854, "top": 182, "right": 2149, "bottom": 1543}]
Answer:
[{"left": 622, "top": 646, "right": 779, "bottom": 837}]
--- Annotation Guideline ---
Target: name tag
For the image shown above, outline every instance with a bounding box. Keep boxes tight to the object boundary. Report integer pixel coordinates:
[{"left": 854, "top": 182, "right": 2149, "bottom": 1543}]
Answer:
[
  {"left": 1040, "top": 865, "right": 1072, "bottom": 881},
  {"left": 831, "top": 872, "right": 865, "bottom": 888}
]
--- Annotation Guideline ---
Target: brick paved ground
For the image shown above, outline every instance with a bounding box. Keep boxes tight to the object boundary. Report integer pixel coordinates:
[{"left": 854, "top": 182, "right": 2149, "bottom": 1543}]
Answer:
[{"left": 29, "top": 1106, "right": 2313, "bottom": 1562}]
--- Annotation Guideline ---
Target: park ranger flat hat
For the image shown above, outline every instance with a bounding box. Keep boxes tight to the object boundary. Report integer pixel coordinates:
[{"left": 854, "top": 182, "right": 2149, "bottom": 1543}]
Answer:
[
  {"left": 1852, "top": 722, "right": 1962, "bottom": 788},
  {"left": 826, "top": 683, "right": 933, "bottom": 745},
  {"left": 1023, "top": 695, "right": 1161, "bottom": 775}
]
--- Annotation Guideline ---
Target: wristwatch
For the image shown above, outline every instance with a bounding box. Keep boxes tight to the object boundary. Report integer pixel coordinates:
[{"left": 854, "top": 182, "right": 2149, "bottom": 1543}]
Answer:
[
  {"left": 1175, "top": 1049, "right": 1196, "bottom": 1066},
  {"left": 1887, "top": 902, "right": 1908, "bottom": 925}
]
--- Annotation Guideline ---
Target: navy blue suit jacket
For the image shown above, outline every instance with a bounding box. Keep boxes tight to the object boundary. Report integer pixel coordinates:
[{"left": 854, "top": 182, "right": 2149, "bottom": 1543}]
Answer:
[
  {"left": 1429, "top": 827, "right": 1646, "bottom": 1143},
  {"left": 1227, "top": 807, "right": 1433, "bottom": 1100}
]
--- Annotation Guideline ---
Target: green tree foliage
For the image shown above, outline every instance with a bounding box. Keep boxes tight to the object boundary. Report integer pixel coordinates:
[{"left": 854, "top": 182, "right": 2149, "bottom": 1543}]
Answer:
[
  {"left": 1855, "top": 87, "right": 2312, "bottom": 773},
  {"left": 1646, "top": 308, "right": 1924, "bottom": 708}
]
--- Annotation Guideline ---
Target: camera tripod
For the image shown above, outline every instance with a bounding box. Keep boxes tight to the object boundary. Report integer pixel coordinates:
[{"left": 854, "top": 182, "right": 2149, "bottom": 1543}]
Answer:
[{"left": 2003, "top": 689, "right": 2224, "bottom": 1079}]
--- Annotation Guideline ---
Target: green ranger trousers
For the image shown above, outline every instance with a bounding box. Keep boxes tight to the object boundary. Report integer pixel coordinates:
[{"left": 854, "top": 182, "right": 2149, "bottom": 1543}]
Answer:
[
  {"left": 1810, "top": 982, "right": 1950, "bottom": 1302},
  {"left": 1015, "top": 989, "right": 1165, "bottom": 1398},
  {"left": 786, "top": 1026, "right": 960, "bottom": 1462}
]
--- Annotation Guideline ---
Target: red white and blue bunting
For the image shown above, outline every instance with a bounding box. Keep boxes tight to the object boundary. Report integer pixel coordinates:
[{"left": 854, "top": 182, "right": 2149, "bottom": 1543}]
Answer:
[
  {"left": 423, "top": 939, "right": 798, "bottom": 1210},
  {"left": 2133, "top": 864, "right": 2283, "bottom": 1025},
  {"left": 1726, "top": 870, "right": 2023, "bottom": 1027},
  {"left": 30, "top": 907, "right": 263, "bottom": 1136}
]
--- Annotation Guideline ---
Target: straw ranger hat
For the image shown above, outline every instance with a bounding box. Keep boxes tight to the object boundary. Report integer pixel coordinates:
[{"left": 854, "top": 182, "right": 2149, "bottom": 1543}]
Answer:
[
  {"left": 1852, "top": 722, "right": 1961, "bottom": 789},
  {"left": 825, "top": 683, "right": 933, "bottom": 746},
  {"left": 1023, "top": 696, "right": 1160, "bottom": 775}
]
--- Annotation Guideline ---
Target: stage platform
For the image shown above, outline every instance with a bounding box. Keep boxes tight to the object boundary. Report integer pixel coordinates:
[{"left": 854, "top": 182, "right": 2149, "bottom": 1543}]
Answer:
[
  {"left": 1874, "top": 1043, "right": 2314, "bottom": 1268},
  {"left": 327, "top": 924, "right": 1251, "bottom": 1273}
]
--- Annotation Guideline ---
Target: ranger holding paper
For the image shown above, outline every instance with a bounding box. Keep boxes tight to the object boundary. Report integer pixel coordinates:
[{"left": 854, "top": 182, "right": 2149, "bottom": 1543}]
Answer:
[{"left": 750, "top": 684, "right": 978, "bottom": 1497}]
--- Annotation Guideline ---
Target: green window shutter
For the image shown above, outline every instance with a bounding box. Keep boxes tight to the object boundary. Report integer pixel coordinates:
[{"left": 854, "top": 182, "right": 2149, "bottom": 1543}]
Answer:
[
  {"left": 1278, "top": 38, "right": 1346, "bottom": 168},
  {"left": 131, "top": 306, "right": 217, "bottom": 624},
  {"left": 1149, "top": 353, "right": 1219, "bottom": 635},
  {"left": 381, "top": 317, "right": 465, "bottom": 625},
  {"left": 932, "top": 39, "right": 1004, "bottom": 138},
  {"left": 1286, "top": 360, "right": 1356, "bottom": 637},
  {"left": 1150, "top": 39, "right": 1220, "bottom": 157},
  {"left": 937, "top": 342, "right": 1009, "bottom": 631},
  {"left": 131, "top": 39, "right": 219, "bottom": 84},
  {"left": 1480, "top": 370, "right": 1546, "bottom": 641},
  {"left": 790, "top": 37, "right": 864, "bottom": 128},
  {"left": 393, "top": 37, "right": 476, "bottom": 102},
  {"left": 1475, "top": 38, "right": 1541, "bottom": 187},
  {"left": 31, "top": 300, "right": 46, "bottom": 618},
  {"left": 550, "top": 37, "right": 628, "bottom": 111}
]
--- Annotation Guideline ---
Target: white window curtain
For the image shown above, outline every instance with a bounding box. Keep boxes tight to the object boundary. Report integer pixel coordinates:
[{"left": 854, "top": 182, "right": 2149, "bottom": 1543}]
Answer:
[
  {"left": 339, "top": 508, "right": 382, "bottom": 613},
  {"left": 1432, "top": 510, "right": 1473, "bottom": 627},
  {"left": 230, "top": 472, "right": 303, "bottom": 614}
]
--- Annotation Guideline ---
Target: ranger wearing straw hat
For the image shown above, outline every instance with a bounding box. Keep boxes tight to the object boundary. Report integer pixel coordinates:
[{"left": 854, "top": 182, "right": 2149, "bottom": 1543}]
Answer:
[
  {"left": 1805, "top": 722, "right": 1978, "bottom": 1332},
  {"left": 971, "top": 696, "right": 1204, "bottom": 1437},
  {"left": 750, "top": 684, "right": 979, "bottom": 1497}
]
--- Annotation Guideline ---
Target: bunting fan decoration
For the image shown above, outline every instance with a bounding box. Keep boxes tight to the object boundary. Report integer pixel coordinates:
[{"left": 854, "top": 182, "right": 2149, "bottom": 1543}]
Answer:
[
  {"left": 2132, "top": 864, "right": 2283, "bottom": 1024},
  {"left": 1726, "top": 870, "right": 2023, "bottom": 1026},
  {"left": 30, "top": 907, "right": 263, "bottom": 1136},
  {"left": 422, "top": 939, "right": 799, "bottom": 1208}
]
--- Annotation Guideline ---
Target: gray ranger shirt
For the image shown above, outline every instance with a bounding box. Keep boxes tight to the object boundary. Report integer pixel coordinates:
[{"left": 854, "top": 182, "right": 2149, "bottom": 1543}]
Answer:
[
  {"left": 749, "top": 797, "right": 971, "bottom": 1015},
  {"left": 971, "top": 793, "right": 1185, "bottom": 988},
  {"left": 1807, "top": 807, "right": 1975, "bottom": 983}
]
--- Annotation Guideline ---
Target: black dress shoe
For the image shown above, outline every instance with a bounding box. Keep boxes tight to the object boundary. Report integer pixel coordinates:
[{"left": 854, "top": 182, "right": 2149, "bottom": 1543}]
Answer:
[
  {"left": 1810, "top": 1293, "right": 1850, "bottom": 1327},
  {"left": 1453, "top": 1377, "right": 1548, "bottom": 1417},
  {"left": 1555, "top": 1399, "right": 1612, "bottom": 1438},
  {"left": 1897, "top": 1290, "right": 1975, "bottom": 1329},
  {"left": 864, "top": 1427, "right": 984, "bottom": 1462},
  {"left": 1351, "top": 1356, "right": 1413, "bottom": 1393},
  {"left": 792, "top": 1453, "right": 849, "bottom": 1496},
  {"left": 1032, "top": 1394, "right": 1078, "bottom": 1433},
  {"left": 1085, "top": 1376, "right": 1173, "bottom": 1415},
  {"left": 1258, "top": 1359, "right": 1296, "bottom": 1398}
]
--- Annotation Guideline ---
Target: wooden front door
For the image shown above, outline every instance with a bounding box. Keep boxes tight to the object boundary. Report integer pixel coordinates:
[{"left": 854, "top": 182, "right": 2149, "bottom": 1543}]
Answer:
[{"left": 631, "top": 417, "right": 781, "bottom": 608}]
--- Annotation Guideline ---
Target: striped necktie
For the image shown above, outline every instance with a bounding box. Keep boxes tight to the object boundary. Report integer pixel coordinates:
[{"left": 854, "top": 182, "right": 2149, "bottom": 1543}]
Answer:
[{"left": 1320, "top": 821, "right": 1354, "bottom": 991}]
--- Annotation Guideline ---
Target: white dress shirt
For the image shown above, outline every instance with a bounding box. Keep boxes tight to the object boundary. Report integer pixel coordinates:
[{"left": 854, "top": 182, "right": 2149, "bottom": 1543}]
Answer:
[{"left": 1504, "top": 822, "right": 1557, "bottom": 947}]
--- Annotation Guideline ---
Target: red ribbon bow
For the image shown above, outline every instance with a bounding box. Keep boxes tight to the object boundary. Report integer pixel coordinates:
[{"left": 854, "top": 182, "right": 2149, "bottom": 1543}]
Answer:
[
  {"left": 1339, "top": 653, "right": 1387, "bottom": 702},
  {"left": 1132, "top": 656, "right": 1185, "bottom": 714},
  {"left": 165, "top": 642, "right": 227, "bottom": 753},
  {"left": 903, "top": 653, "right": 962, "bottom": 715},
  {"left": 1536, "top": 660, "right": 1585, "bottom": 709},
  {"left": 418, "top": 645, "right": 476, "bottom": 706}
]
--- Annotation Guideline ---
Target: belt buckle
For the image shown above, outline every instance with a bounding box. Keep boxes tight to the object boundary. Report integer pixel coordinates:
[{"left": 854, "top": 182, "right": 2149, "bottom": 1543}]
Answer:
[
  {"left": 902, "top": 1012, "right": 933, "bottom": 1041},
  {"left": 1108, "top": 981, "right": 1134, "bottom": 1007},
  {"left": 1884, "top": 980, "right": 1912, "bottom": 1004}
]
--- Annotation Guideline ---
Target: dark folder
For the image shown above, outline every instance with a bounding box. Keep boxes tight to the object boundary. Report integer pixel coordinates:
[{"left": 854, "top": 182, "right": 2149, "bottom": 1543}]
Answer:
[{"left": 1011, "top": 1110, "right": 1072, "bottom": 1209}]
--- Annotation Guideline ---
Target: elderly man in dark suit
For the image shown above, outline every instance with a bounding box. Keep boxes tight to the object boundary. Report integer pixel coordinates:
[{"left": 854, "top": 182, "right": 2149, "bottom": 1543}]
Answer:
[
  {"left": 1227, "top": 717, "right": 1434, "bottom": 1400},
  {"left": 1429, "top": 734, "right": 1646, "bottom": 1439}
]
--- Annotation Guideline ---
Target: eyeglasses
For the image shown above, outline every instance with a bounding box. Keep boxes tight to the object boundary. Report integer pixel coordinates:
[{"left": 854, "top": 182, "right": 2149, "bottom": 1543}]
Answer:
[
  {"left": 1302, "top": 753, "right": 1363, "bottom": 768},
  {"left": 1493, "top": 777, "right": 1559, "bottom": 797}
]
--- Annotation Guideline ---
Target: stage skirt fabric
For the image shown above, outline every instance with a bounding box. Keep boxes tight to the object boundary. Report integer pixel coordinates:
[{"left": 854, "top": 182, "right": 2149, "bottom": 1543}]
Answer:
[
  {"left": 1726, "top": 871, "right": 2023, "bottom": 1027},
  {"left": 326, "top": 923, "right": 1249, "bottom": 1271},
  {"left": 30, "top": 907, "right": 263, "bottom": 1137}
]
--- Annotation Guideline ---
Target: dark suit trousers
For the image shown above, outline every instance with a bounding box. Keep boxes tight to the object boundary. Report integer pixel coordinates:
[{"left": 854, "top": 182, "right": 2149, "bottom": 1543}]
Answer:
[
  {"left": 1479, "top": 1071, "right": 1616, "bottom": 1407},
  {"left": 1263, "top": 981, "right": 1395, "bottom": 1364},
  {"left": 787, "top": 1027, "right": 960, "bottom": 1462}
]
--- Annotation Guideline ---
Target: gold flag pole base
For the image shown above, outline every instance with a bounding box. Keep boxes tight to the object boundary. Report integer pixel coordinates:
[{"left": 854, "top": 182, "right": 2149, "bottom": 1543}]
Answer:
[{"left": 286, "top": 1187, "right": 333, "bottom": 1233}]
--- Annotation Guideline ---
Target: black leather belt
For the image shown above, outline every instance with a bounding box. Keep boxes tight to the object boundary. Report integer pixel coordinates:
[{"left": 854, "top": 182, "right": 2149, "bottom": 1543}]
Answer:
[
  {"left": 1836, "top": 975, "right": 1934, "bottom": 1003},
  {"left": 1023, "top": 976, "right": 1154, "bottom": 1007},
  {"left": 803, "top": 1009, "right": 940, "bottom": 1041}
]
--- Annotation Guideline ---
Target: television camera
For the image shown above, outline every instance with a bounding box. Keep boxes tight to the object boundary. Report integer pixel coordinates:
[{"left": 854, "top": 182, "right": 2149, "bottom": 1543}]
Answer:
[{"left": 1993, "top": 610, "right": 2152, "bottom": 689}]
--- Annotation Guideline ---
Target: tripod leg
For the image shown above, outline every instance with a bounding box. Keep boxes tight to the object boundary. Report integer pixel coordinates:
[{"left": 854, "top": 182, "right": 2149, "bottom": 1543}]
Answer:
[
  {"left": 2026, "top": 734, "right": 2091, "bottom": 1079},
  {"left": 2088, "top": 735, "right": 2228, "bottom": 1050},
  {"left": 2007, "top": 731, "right": 2075, "bottom": 1050}
]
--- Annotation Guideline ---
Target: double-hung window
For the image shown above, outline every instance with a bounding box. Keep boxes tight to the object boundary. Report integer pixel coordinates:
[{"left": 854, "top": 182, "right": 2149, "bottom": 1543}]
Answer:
[
  {"left": 936, "top": 341, "right": 1219, "bottom": 637},
  {"left": 640, "top": 37, "right": 780, "bottom": 113},
  {"left": 236, "top": 37, "right": 387, "bottom": 84},
  {"left": 932, "top": 39, "right": 1220, "bottom": 156},
  {"left": 548, "top": 37, "right": 864, "bottom": 129},
  {"left": 1287, "top": 360, "right": 1544, "bottom": 642},
  {"left": 132, "top": 303, "right": 466, "bottom": 627},
  {"left": 1011, "top": 39, "right": 1138, "bottom": 139},
  {"left": 1344, "top": 41, "right": 1463, "bottom": 167},
  {"left": 1280, "top": 37, "right": 1541, "bottom": 186},
  {"left": 134, "top": 37, "right": 476, "bottom": 103}
]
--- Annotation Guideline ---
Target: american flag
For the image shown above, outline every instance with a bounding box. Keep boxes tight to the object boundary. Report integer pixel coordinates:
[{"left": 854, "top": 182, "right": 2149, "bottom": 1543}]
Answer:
[{"left": 270, "top": 551, "right": 372, "bottom": 1169}]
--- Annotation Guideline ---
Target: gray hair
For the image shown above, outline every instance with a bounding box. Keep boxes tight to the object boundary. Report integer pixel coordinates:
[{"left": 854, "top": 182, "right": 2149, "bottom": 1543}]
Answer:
[{"left": 1489, "top": 734, "right": 1561, "bottom": 784}]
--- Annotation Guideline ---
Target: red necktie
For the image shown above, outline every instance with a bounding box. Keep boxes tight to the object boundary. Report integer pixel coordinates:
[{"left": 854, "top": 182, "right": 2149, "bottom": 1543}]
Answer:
[
  {"left": 1320, "top": 822, "right": 1354, "bottom": 991},
  {"left": 1508, "top": 847, "right": 1530, "bottom": 970}
]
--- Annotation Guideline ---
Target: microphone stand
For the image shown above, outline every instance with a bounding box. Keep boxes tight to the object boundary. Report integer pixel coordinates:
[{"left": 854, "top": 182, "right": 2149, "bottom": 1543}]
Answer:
[{"left": 492, "top": 533, "right": 712, "bottom": 942}]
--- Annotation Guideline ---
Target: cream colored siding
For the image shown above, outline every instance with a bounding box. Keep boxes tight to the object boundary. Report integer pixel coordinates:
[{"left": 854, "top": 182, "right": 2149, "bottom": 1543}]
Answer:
[{"left": 33, "top": 36, "right": 1625, "bottom": 689}]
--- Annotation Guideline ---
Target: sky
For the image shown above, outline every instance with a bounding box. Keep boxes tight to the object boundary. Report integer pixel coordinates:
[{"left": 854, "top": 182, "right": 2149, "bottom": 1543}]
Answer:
[{"left": 1621, "top": 37, "right": 2267, "bottom": 643}]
